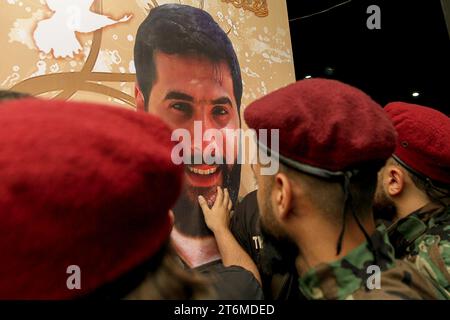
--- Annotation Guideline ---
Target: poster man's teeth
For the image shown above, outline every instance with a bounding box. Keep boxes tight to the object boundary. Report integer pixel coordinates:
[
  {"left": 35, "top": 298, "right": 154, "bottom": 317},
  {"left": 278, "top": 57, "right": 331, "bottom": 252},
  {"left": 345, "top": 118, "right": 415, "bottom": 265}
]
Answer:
[{"left": 188, "top": 167, "right": 218, "bottom": 175}]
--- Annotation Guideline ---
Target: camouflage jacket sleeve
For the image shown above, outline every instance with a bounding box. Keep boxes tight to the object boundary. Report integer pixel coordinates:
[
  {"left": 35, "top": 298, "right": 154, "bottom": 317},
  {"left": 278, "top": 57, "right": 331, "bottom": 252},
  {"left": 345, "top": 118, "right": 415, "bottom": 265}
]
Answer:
[
  {"left": 388, "top": 204, "right": 450, "bottom": 299},
  {"left": 298, "top": 227, "right": 440, "bottom": 300}
]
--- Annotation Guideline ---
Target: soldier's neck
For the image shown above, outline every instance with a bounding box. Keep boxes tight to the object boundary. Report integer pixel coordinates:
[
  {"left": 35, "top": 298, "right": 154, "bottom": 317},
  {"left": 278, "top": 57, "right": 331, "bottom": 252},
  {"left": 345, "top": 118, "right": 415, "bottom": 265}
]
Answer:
[
  {"left": 294, "top": 215, "right": 376, "bottom": 277},
  {"left": 393, "top": 190, "right": 430, "bottom": 222}
]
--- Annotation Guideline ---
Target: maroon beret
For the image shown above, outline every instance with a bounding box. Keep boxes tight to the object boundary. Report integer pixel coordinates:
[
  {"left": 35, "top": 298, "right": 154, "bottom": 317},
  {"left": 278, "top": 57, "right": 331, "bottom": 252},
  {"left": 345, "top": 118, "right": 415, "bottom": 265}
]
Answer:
[
  {"left": 0, "top": 99, "right": 182, "bottom": 299},
  {"left": 244, "top": 79, "right": 397, "bottom": 173},
  {"left": 385, "top": 102, "right": 450, "bottom": 185}
]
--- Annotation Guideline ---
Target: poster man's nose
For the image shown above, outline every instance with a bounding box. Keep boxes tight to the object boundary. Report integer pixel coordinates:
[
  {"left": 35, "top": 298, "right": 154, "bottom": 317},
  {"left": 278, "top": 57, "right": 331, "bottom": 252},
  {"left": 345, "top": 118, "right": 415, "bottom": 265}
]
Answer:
[{"left": 190, "top": 137, "right": 217, "bottom": 158}]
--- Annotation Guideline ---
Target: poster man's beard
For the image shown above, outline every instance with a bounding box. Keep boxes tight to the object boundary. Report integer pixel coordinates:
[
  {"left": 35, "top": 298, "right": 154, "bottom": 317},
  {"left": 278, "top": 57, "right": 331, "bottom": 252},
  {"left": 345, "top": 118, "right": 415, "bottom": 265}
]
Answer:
[{"left": 173, "top": 163, "right": 239, "bottom": 237}]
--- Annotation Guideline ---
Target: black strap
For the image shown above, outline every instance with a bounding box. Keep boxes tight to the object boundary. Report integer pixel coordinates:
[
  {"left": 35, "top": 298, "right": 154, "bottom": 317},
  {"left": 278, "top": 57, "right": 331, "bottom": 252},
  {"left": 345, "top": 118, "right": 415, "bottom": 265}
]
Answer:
[
  {"left": 336, "top": 172, "right": 375, "bottom": 258},
  {"left": 336, "top": 174, "right": 350, "bottom": 255},
  {"left": 393, "top": 155, "right": 450, "bottom": 195},
  {"left": 258, "top": 141, "right": 359, "bottom": 180}
]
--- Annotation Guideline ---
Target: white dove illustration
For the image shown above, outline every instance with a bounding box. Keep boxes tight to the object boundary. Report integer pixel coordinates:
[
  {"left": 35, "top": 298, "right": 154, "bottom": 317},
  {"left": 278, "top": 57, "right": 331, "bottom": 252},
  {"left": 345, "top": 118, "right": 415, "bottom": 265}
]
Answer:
[{"left": 34, "top": 0, "right": 132, "bottom": 58}]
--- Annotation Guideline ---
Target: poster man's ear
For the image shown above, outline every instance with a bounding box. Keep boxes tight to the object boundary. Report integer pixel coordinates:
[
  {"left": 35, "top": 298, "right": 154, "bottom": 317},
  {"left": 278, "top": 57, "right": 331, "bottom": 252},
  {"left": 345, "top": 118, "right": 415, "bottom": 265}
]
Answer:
[{"left": 135, "top": 84, "right": 145, "bottom": 112}]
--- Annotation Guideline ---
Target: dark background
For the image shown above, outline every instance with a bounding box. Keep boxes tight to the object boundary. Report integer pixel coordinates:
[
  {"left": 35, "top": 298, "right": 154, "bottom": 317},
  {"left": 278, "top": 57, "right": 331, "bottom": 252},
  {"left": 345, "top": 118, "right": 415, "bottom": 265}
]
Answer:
[{"left": 286, "top": 0, "right": 450, "bottom": 114}]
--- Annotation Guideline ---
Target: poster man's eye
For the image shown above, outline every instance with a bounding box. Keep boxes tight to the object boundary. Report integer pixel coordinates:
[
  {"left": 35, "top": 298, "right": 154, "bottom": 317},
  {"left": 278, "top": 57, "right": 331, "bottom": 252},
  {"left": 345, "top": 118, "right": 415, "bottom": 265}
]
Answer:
[
  {"left": 170, "top": 102, "right": 193, "bottom": 116},
  {"left": 212, "top": 105, "right": 229, "bottom": 116}
]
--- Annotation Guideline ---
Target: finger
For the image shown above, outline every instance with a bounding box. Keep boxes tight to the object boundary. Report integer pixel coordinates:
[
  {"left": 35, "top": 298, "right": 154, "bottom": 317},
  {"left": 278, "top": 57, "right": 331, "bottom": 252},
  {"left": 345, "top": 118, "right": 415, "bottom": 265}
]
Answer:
[
  {"left": 214, "top": 186, "right": 223, "bottom": 208},
  {"left": 227, "top": 200, "right": 233, "bottom": 211},
  {"left": 168, "top": 210, "right": 175, "bottom": 225},
  {"left": 223, "top": 188, "right": 230, "bottom": 207},
  {"left": 198, "top": 196, "right": 210, "bottom": 214}
]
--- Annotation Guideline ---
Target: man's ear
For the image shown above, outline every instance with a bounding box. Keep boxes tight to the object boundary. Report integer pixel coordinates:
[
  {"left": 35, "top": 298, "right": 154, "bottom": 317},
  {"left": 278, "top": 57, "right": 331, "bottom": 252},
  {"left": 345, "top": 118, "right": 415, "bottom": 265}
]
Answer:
[
  {"left": 273, "top": 173, "right": 293, "bottom": 221},
  {"left": 135, "top": 84, "right": 146, "bottom": 112},
  {"left": 385, "top": 165, "right": 405, "bottom": 197}
]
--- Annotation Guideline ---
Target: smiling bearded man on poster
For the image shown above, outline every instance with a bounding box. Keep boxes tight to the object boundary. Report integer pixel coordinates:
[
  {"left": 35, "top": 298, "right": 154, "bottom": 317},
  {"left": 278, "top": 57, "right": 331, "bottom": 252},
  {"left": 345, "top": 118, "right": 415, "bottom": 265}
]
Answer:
[{"left": 134, "top": 4, "right": 242, "bottom": 269}]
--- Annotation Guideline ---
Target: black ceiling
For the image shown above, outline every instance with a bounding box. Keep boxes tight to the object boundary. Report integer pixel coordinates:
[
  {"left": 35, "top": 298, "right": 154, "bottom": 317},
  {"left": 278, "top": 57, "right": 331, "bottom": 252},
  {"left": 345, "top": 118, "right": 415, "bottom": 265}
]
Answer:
[{"left": 286, "top": 0, "right": 450, "bottom": 113}]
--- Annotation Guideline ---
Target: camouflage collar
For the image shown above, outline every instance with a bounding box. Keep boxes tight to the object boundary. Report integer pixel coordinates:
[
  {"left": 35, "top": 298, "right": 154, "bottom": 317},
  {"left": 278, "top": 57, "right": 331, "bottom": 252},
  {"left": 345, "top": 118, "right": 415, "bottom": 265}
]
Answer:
[
  {"left": 298, "top": 227, "right": 396, "bottom": 300},
  {"left": 387, "top": 203, "right": 449, "bottom": 258}
]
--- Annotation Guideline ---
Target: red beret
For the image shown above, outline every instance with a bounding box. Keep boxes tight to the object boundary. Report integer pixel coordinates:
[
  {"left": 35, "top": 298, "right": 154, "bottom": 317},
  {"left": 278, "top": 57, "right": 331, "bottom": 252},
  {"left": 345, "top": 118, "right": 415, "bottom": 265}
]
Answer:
[
  {"left": 385, "top": 102, "right": 450, "bottom": 185},
  {"left": 244, "top": 79, "right": 397, "bottom": 173},
  {"left": 0, "top": 99, "right": 182, "bottom": 299}
]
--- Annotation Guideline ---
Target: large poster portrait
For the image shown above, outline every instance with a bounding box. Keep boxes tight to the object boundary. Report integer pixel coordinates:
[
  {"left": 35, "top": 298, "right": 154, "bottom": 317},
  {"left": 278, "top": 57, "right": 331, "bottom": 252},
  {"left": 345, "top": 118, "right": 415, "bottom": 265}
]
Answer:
[{"left": 0, "top": 0, "right": 295, "bottom": 268}]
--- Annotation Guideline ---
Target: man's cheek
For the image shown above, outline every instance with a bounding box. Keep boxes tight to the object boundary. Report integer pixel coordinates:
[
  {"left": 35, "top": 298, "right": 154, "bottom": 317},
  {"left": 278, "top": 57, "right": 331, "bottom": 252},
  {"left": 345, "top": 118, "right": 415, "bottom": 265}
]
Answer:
[
  {"left": 161, "top": 112, "right": 185, "bottom": 129},
  {"left": 148, "top": 104, "right": 168, "bottom": 122},
  {"left": 148, "top": 104, "right": 181, "bottom": 128},
  {"left": 221, "top": 129, "right": 239, "bottom": 165}
]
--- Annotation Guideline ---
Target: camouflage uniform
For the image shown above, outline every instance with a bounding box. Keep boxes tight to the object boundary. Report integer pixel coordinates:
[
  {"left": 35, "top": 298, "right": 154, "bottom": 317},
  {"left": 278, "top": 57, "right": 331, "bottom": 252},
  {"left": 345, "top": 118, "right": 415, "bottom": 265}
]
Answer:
[
  {"left": 298, "top": 226, "right": 440, "bottom": 300},
  {"left": 387, "top": 203, "right": 450, "bottom": 299}
]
